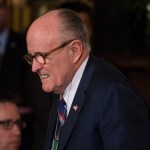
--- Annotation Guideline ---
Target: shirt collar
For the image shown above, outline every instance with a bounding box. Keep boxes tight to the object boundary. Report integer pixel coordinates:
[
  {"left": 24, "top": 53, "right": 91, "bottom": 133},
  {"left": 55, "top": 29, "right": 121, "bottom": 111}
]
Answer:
[{"left": 63, "top": 56, "right": 89, "bottom": 115}]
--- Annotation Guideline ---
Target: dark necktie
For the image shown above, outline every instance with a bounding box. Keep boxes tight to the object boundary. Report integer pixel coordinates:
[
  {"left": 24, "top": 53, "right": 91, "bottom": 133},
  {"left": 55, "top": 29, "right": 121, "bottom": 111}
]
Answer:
[{"left": 51, "top": 96, "right": 67, "bottom": 150}]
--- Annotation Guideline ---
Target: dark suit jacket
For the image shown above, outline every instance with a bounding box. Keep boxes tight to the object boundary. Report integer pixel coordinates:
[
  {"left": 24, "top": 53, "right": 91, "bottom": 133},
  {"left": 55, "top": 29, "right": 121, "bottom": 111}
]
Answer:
[{"left": 44, "top": 55, "right": 150, "bottom": 150}]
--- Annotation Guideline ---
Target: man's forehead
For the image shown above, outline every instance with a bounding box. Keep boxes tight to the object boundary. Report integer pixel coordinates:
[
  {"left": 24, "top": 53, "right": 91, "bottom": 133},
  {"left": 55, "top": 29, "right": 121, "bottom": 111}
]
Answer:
[{"left": 0, "top": 102, "right": 19, "bottom": 118}]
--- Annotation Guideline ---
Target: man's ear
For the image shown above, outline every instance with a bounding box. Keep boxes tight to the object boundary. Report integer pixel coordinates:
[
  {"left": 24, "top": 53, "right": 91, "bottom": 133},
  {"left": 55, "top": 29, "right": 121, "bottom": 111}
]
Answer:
[{"left": 70, "top": 40, "right": 83, "bottom": 64}]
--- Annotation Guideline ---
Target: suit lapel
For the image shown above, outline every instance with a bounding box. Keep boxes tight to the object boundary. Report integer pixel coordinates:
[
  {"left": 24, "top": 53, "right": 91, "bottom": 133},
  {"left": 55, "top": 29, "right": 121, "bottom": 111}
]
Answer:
[{"left": 58, "top": 56, "right": 96, "bottom": 150}]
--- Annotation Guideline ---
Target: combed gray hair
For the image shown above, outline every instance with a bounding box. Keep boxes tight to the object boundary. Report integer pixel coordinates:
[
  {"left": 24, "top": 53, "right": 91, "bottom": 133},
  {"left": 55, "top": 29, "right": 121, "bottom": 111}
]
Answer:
[{"left": 57, "top": 9, "right": 91, "bottom": 52}]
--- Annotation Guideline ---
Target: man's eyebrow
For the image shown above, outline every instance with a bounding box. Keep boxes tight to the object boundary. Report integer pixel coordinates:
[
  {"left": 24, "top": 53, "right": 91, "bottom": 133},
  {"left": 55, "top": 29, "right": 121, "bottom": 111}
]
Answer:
[{"left": 29, "top": 51, "right": 47, "bottom": 55}]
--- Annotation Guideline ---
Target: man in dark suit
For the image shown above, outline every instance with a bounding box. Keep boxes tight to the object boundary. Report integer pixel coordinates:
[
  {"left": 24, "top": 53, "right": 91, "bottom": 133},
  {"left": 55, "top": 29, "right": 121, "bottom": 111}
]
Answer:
[{"left": 25, "top": 9, "right": 150, "bottom": 150}]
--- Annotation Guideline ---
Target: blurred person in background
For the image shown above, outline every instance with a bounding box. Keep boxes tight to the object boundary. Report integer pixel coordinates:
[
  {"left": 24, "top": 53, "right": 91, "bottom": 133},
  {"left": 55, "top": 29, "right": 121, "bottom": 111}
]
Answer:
[
  {"left": 0, "top": 0, "right": 53, "bottom": 149},
  {"left": 0, "top": 0, "right": 33, "bottom": 149},
  {"left": 0, "top": 0, "right": 27, "bottom": 95},
  {"left": 0, "top": 92, "right": 26, "bottom": 150}
]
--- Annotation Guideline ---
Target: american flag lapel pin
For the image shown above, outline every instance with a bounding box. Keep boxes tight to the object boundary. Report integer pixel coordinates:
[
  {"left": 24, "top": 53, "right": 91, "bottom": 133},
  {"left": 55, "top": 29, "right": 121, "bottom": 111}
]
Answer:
[{"left": 73, "top": 105, "right": 78, "bottom": 111}]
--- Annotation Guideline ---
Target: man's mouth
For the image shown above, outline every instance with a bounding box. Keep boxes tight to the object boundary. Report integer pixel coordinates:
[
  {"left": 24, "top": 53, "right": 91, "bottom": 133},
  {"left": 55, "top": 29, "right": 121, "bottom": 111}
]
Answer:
[
  {"left": 9, "top": 140, "right": 21, "bottom": 148},
  {"left": 39, "top": 74, "right": 49, "bottom": 79}
]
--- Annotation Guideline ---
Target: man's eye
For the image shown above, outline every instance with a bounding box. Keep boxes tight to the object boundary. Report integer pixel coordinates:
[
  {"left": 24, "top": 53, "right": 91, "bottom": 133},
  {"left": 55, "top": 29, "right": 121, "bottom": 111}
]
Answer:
[{"left": 3, "top": 121, "right": 12, "bottom": 127}]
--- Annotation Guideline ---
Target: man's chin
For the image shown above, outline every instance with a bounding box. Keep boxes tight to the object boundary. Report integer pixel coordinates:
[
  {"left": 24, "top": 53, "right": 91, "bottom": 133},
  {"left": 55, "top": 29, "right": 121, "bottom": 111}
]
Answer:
[
  {"left": 8, "top": 142, "right": 20, "bottom": 150},
  {"left": 42, "top": 85, "right": 52, "bottom": 93},
  {"left": 42, "top": 87, "right": 49, "bottom": 92}
]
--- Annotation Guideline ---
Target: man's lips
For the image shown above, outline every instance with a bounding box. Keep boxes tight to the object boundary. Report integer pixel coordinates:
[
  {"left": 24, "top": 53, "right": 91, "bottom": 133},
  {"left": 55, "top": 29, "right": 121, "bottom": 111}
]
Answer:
[
  {"left": 9, "top": 140, "right": 21, "bottom": 147},
  {"left": 39, "top": 74, "right": 49, "bottom": 79}
]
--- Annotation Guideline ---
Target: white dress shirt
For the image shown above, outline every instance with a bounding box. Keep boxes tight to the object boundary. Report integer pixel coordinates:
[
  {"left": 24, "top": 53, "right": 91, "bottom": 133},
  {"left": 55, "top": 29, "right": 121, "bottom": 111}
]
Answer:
[{"left": 63, "top": 56, "right": 89, "bottom": 116}]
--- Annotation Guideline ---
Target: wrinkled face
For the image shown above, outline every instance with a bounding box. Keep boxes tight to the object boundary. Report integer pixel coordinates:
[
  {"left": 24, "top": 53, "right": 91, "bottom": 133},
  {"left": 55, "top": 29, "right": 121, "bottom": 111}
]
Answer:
[
  {"left": 26, "top": 12, "right": 84, "bottom": 94},
  {"left": 0, "top": 0, "right": 8, "bottom": 32},
  {"left": 0, "top": 102, "right": 21, "bottom": 150},
  {"left": 27, "top": 31, "right": 80, "bottom": 94}
]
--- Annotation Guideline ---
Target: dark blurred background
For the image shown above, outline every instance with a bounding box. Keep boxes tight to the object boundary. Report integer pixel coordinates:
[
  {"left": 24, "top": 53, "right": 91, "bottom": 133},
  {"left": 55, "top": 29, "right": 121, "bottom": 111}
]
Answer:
[
  {"left": 5, "top": 0, "right": 150, "bottom": 149},
  {"left": 8, "top": 0, "right": 150, "bottom": 53}
]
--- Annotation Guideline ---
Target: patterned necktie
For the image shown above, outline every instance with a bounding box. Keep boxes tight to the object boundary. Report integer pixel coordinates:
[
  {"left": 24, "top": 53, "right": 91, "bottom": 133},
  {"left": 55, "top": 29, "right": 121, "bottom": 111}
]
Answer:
[{"left": 51, "top": 96, "right": 67, "bottom": 150}]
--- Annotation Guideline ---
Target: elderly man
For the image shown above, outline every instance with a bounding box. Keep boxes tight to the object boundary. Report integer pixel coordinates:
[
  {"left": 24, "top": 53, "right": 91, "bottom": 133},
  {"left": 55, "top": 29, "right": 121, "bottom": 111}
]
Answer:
[{"left": 24, "top": 9, "right": 150, "bottom": 150}]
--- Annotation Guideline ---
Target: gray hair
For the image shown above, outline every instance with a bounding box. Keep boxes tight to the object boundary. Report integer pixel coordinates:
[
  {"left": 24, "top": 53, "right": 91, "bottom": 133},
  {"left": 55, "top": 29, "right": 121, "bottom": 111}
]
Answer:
[{"left": 57, "top": 9, "right": 91, "bottom": 51}]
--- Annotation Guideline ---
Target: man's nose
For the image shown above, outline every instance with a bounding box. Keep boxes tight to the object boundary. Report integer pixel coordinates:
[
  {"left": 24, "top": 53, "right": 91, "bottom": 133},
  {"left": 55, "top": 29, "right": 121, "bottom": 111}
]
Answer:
[
  {"left": 32, "top": 59, "right": 42, "bottom": 72},
  {"left": 11, "top": 124, "right": 21, "bottom": 136}
]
